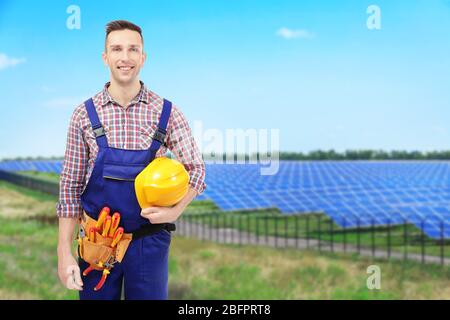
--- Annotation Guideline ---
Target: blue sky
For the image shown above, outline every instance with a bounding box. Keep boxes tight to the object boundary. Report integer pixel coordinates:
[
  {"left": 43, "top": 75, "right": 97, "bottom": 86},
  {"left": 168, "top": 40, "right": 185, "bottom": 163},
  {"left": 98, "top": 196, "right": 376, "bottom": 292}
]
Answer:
[{"left": 0, "top": 0, "right": 449, "bottom": 159}]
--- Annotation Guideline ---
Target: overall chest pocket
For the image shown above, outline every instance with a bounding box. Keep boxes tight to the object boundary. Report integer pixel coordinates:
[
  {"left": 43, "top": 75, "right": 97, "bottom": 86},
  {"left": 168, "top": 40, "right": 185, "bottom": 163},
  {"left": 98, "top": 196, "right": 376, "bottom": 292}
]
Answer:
[
  {"left": 102, "top": 163, "right": 146, "bottom": 181},
  {"left": 101, "top": 162, "right": 148, "bottom": 224}
]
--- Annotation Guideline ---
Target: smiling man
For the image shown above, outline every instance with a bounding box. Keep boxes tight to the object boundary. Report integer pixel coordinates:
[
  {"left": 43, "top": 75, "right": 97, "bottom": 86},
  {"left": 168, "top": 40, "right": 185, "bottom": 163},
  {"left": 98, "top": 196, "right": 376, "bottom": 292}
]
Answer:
[{"left": 56, "top": 20, "right": 206, "bottom": 300}]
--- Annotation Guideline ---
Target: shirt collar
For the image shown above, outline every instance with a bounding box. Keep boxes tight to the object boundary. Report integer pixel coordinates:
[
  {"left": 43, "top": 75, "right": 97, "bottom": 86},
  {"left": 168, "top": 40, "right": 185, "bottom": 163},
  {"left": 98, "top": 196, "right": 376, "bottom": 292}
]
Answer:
[{"left": 100, "top": 80, "right": 150, "bottom": 107}]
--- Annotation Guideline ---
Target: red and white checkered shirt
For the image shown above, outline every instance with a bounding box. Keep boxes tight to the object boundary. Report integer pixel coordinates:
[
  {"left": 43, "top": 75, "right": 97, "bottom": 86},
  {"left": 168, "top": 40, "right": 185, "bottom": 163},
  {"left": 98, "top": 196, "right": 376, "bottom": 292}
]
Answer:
[{"left": 56, "top": 82, "right": 206, "bottom": 218}]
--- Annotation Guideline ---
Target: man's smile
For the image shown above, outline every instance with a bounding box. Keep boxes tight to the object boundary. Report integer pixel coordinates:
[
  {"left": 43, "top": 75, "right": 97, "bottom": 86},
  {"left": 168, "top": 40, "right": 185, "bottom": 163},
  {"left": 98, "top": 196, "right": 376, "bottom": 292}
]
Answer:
[{"left": 117, "top": 66, "right": 134, "bottom": 71}]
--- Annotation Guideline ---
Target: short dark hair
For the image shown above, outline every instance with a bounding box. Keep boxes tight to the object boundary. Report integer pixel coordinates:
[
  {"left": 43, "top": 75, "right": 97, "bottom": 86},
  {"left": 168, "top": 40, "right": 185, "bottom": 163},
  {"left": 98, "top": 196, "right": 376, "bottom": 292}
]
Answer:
[{"left": 105, "top": 20, "right": 143, "bottom": 49}]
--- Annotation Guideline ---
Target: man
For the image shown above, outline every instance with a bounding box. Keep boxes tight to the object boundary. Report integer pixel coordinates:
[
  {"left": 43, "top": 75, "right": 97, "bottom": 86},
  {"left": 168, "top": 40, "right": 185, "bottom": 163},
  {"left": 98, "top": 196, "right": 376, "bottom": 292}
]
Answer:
[{"left": 56, "top": 20, "right": 206, "bottom": 300}]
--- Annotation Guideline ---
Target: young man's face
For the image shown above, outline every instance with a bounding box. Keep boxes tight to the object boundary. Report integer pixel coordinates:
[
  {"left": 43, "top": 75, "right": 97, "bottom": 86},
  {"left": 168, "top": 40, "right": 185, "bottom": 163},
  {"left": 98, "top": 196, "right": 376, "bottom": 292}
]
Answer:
[{"left": 102, "top": 29, "right": 146, "bottom": 86}]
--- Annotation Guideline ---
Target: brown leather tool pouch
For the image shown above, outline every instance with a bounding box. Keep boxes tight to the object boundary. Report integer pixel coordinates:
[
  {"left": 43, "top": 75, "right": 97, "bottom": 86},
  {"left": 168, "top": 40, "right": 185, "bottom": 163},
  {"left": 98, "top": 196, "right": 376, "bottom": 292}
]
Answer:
[{"left": 76, "top": 212, "right": 132, "bottom": 267}]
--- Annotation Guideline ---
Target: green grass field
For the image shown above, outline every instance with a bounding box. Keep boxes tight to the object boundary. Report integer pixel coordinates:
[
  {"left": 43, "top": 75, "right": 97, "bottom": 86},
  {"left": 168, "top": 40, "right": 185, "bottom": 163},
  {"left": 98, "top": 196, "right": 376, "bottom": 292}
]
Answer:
[{"left": 0, "top": 179, "right": 450, "bottom": 299}]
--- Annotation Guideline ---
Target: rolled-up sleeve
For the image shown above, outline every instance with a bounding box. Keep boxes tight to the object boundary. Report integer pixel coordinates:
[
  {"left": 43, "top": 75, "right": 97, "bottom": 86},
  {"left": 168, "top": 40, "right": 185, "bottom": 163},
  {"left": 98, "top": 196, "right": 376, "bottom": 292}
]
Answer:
[
  {"left": 166, "top": 104, "right": 206, "bottom": 195},
  {"left": 56, "top": 106, "right": 88, "bottom": 218}
]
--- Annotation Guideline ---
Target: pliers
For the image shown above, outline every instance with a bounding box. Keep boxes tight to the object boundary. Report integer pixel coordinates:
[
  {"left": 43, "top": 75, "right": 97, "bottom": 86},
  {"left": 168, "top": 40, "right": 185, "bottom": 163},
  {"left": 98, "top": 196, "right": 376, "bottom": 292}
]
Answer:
[{"left": 77, "top": 225, "right": 86, "bottom": 259}]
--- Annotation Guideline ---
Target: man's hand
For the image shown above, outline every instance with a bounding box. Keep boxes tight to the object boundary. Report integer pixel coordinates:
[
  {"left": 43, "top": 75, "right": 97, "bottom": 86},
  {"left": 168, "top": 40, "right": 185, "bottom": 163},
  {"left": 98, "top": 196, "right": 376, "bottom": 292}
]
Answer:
[
  {"left": 140, "top": 206, "right": 181, "bottom": 224},
  {"left": 58, "top": 253, "right": 83, "bottom": 291},
  {"left": 140, "top": 187, "right": 199, "bottom": 224},
  {"left": 57, "top": 217, "right": 83, "bottom": 290}
]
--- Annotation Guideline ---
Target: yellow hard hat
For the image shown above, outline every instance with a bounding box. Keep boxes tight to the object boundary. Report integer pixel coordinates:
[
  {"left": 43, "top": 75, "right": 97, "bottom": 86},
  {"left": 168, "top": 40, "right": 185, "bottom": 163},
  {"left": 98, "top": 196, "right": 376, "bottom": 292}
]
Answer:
[{"left": 135, "top": 157, "right": 190, "bottom": 208}]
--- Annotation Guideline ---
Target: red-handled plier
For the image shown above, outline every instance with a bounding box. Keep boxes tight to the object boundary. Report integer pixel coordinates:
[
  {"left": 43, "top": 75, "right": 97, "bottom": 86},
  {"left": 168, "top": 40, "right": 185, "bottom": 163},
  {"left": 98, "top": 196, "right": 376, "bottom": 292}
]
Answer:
[{"left": 94, "top": 268, "right": 110, "bottom": 291}]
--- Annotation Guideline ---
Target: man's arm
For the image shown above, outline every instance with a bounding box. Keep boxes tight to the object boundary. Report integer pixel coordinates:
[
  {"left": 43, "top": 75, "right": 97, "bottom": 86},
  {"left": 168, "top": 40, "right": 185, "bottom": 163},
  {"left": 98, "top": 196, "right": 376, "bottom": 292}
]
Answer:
[
  {"left": 141, "top": 104, "right": 206, "bottom": 223},
  {"left": 56, "top": 106, "right": 89, "bottom": 220},
  {"left": 173, "top": 187, "right": 199, "bottom": 216},
  {"left": 56, "top": 105, "right": 88, "bottom": 290},
  {"left": 166, "top": 104, "right": 206, "bottom": 194},
  {"left": 141, "top": 187, "right": 198, "bottom": 224},
  {"left": 57, "top": 217, "right": 78, "bottom": 256}
]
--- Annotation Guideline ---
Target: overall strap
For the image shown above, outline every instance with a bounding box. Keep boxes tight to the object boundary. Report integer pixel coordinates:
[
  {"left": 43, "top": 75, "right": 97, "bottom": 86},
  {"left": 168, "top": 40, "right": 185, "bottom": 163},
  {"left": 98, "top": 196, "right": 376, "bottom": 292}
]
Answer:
[
  {"left": 84, "top": 98, "right": 108, "bottom": 148},
  {"left": 149, "top": 99, "right": 172, "bottom": 150}
]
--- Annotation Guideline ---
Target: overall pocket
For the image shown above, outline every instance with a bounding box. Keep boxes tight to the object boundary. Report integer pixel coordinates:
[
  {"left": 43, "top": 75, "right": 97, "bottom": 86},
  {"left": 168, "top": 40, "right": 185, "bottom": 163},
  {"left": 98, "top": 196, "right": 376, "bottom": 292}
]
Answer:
[
  {"left": 102, "top": 162, "right": 145, "bottom": 181},
  {"left": 101, "top": 162, "right": 149, "bottom": 231}
]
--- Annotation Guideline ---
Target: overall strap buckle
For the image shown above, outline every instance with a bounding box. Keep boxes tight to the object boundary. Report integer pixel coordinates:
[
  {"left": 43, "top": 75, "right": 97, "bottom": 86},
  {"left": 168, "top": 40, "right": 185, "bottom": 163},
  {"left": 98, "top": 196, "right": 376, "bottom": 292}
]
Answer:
[
  {"left": 152, "top": 127, "right": 167, "bottom": 144},
  {"left": 93, "top": 125, "right": 106, "bottom": 138},
  {"left": 84, "top": 98, "right": 108, "bottom": 148}
]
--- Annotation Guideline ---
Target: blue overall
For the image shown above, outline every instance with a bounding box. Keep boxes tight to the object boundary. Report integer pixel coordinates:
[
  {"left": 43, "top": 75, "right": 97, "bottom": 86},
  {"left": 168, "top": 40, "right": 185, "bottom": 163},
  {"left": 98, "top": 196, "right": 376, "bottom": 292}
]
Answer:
[{"left": 79, "top": 97, "right": 172, "bottom": 300}]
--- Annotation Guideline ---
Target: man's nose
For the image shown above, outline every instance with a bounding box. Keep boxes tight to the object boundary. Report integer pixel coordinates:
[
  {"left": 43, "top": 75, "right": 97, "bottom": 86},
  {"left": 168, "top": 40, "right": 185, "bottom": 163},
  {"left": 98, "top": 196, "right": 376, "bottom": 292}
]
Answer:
[{"left": 120, "top": 50, "right": 130, "bottom": 61}]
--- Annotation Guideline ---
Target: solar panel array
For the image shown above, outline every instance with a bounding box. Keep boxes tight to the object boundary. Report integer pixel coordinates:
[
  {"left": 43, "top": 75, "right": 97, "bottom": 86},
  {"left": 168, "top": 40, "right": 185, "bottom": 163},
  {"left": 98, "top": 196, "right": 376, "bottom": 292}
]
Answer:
[
  {"left": 0, "top": 160, "right": 62, "bottom": 173},
  {"left": 1, "top": 160, "right": 449, "bottom": 238},
  {"left": 201, "top": 161, "right": 450, "bottom": 239}
]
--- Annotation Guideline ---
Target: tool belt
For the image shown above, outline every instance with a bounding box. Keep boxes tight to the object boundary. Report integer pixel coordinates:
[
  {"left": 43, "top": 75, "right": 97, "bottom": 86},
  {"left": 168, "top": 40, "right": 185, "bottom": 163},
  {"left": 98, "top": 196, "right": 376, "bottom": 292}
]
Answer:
[{"left": 77, "top": 211, "right": 176, "bottom": 270}]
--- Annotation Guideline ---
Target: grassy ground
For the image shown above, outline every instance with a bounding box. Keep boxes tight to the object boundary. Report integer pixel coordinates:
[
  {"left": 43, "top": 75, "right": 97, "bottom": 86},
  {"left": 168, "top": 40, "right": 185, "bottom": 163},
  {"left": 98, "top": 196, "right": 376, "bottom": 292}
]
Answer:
[
  {"left": 0, "top": 217, "right": 78, "bottom": 299},
  {"left": 0, "top": 180, "right": 450, "bottom": 299},
  {"left": 169, "top": 236, "right": 450, "bottom": 299},
  {"left": 1, "top": 215, "right": 450, "bottom": 300},
  {"left": 0, "top": 181, "right": 58, "bottom": 221}
]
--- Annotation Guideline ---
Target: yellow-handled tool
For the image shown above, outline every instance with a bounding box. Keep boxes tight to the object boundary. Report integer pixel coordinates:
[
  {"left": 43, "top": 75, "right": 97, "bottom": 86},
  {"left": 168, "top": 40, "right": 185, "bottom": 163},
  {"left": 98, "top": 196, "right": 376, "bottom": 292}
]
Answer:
[
  {"left": 102, "top": 215, "right": 111, "bottom": 237},
  {"left": 95, "top": 207, "right": 110, "bottom": 231},
  {"left": 111, "top": 227, "right": 124, "bottom": 248},
  {"left": 108, "top": 212, "right": 121, "bottom": 237}
]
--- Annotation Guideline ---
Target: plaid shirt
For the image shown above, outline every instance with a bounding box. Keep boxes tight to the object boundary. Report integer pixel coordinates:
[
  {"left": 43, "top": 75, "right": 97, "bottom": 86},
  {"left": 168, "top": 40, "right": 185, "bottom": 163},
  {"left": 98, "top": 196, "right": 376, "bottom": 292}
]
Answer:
[{"left": 56, "top": 82, "right": 206, "bottom": 218}]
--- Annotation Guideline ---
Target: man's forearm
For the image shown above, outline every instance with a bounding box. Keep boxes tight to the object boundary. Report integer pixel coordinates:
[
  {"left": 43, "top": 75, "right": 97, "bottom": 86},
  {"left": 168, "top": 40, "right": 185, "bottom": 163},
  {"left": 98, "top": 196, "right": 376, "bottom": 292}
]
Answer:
[
  {"left": 57, "top": 217, "right": 79, "bottom": 255},
  {"left": 173, "top": 187, "right": 198, "bottom": 219}
]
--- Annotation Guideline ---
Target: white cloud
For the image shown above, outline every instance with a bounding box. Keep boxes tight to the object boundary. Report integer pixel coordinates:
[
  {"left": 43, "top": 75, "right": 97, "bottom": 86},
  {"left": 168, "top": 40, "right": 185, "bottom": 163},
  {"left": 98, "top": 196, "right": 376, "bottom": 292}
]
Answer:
[
  {"left": 0, "top": 53, "right": 26, "bottom": 70},
  {"left": 43, "top": 97, "right": 84, "bottom": 109},
  {"left": 276, "top": 27, "right": 315, "bottom": 40}
]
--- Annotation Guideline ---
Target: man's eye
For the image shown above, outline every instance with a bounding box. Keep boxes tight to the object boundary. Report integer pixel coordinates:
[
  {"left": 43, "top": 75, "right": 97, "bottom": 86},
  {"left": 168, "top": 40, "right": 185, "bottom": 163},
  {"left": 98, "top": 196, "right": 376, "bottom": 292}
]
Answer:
[
  {"left": 113, "top": 48, "right": 121, "bottom": 52},
  {"left": 130, "top": 48, "right": 138, "bottom": 52}
]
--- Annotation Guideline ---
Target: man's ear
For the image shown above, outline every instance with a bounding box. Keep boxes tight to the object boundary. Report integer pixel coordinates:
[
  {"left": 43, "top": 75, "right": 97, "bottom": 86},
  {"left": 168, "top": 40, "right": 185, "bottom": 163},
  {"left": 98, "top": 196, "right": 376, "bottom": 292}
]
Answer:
[
  {"left": 142, "top": 51, "right": 147, "bottom": 65},
  {"left": 102, "top": 51, "right": 108, "bottom": 66}
]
